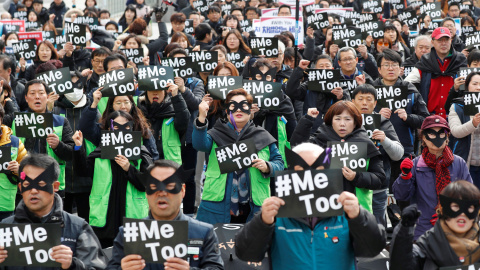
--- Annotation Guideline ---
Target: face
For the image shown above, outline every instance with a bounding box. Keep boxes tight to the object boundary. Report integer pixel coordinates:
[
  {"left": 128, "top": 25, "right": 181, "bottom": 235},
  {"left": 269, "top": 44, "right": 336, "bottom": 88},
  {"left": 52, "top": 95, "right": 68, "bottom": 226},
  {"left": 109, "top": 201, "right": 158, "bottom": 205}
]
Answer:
[
  {"left": 112, "top": 116, "right": 132, "bottom": 130},
  {"left": 125, "top": 9, "right": 135, "bottom": 20},
  {"left": 226, "top": 18, "right": 237, "bottom": 29},
  {"left": 33, "top": 3, "right": 42, "bottom": 13},
  {"left": 393, "top": 21, "right": 402, "bottom": 33},
  {"left": 38, "top": 43, "right": 52, "bottom": 62},
  {"left": 449, "top": 6, "right": 460, "bottom": 18},
  {"left": 207, "top": 11, "right": 220, "bottom": 22},
  {"left": 249, "top": 0, "right": 259, "bottom": 7},
  {"left": 415, "top": 39, "right": 431, "bottom": 59},
  {"left": 226, "top": 95, "right": 250, "bottom": 124},
  {"left": 217, "top": 67, "right": 232, "bottom": 76},
  {"left": 378, "top": 59, "right": 400, "bottom": 82},
  {"left": 338, "top": 50, "right": 358, "bottom": 74},
  {"left": 20, "top": 165, "right": 59, "bottom": 217},
  {"left": 100, "top": 13, "right": 109, "bottom": 20},
  {"left": 423, "top": 127, "right": 447, "bottom": 151},
  {"left": 424, "top": 15, "right": 432, "bottom": 25},
  {"left": 315, "top": 58, "right": 333, "bottom": 69},
  {"left": 86, "top": 0, "right": 95, "bottom": 6},
  {"left": 432, "top": 37, "right": 452, "bottom": 56},
  {"left": 112, "top": 96, "right": 132, "bottom": 112},
  {"left": 384, "top": 29, "right": 397, "bottom": 43},
  {"left": 468, "top": 75, "right": 480, "bottom": 92},
  {"left": 172, "top": 21, "right": 185, "bottom": 33},
  {"left": 6, "top": 35, "right": 17, "bottom": 42},
  {"left": 353, "top": 93, "right": 377, "bottom": 114},
  {"left": 28, "top": 12, "right": 37, "bottom": 21},
  {"left": 246, "top": 10, "right": 258, "bottom": 20},
  {"left": 226, "top": 34, "right": 240, "bottom": 51},
  {"left": 107, "top": 59, "right": 125, "bottom": 71},
  {"left": 266, "top": 48, "right": 284, "bottom": 71},
  {"left": 91, "top": 55, "right": 106, "bottom": 74},
  {"left": 147, "top": 90, "right": 165, "bottom": 103},
  {"left": 0, "top": 63, "right": 11, "bottom": 82},
  {"left": 216, "top": 50, "right": 226, "bottom": 64},
  {"left": 332, "top": 110, "right": 356, "bottom": 138},
  {"left": 443, "top": 21, "right": 457, "bottom": 37},
  {"left": 25, "top": 83, "right": 48, "bottom": 113},
  {"left": 471, "top": 60, "right": 480, "bottom": 67},
  {"left": 178, "top": 38, "right": 188, "bottom": 49},
  {"left": 326, "top": 29, "right": 333, "bottom": 42},
  {"left": 189, "top": 14, "right": 200, "bottom": 27},
  {"left": 147, "top": 167, "right": 185, "bottom": 221},
  {"left": 106, "top": 24, "right": 117, "bottom": 31},
  {"left": 278, "top": 7, "right": 291, "bottom": 16},
  {"left": 231, "top": 10, "right": 243, "bottom": 21},
  {"left": 125, "top": 38, "right": 139, "bottom": 49},
  {"left": 295, "top": 151, "right": 325, "bottom": 170},
  {"left": 445, "top": 202, "right": 475, "bottom": 234}
]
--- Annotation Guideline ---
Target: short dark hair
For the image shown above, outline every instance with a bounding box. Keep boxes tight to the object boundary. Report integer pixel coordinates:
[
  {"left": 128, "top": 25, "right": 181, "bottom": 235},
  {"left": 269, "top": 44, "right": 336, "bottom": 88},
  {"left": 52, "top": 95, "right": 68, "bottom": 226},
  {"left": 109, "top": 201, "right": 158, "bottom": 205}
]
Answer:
[
  {"left": 284, "top": 47, "right": 301, "bottom": 66},
  {"left": 312, "top": 54, "right": 332, "bottom": 67},
  {"left": 351, "top": 84, "right": 377, "bottom": 101},
  {"left": 448, "top": 2, "right": 460, "bottom": 9},
  {"left": 168, "top": 48, "right": 188, "bottom": 57},
  {"left": 439, "top": 180, "right": 480, "bottom": 219},
  {"left": 103, "top": 54, "right": 127, "bottom": 72},
  {"left": 25, "top": 79, "right": 50, "bottom": 96},
  {"left": 170, "top": 12, "right": 186, "bottom": 23},
  {"left": 231, "top": 7, "right": 243, "bottom": 15},
  {"left": 278, "top": 4, "right": 291, "bottom": 12},
  {"left": 208, "top": 6, "right": 221, "bottom": 14},
  {"left": 99, "top": 9, "right": 110, "bottom": 17},
  {"left": 323, "top": 101, "right": 363, "bottom": 129},
  {"left": 376, "top": 48, "right": 402, "bottom": 66},
  {"left": 147, "top": 159, "right": 181, "bottom": 174},
  {"left": 195, "top": 23, "right": 212, "bottom": 41},
  {"left": 19, "top": 154, "right": 60, "bottom": 181},
  {"left": 441, "top": 17, "right": 456, "bottom": 26},
  {"left": 245, "top": 6, "right": 260, "bottom": 16},
  {"left": 468, "top": 49, "right": 480, "bottom": 66},
  {"left": 92, "top": 46, "right": 113, "bottom": 59},
  {"left": 0, "top": 55, "right": 13, "bottom": 72}
]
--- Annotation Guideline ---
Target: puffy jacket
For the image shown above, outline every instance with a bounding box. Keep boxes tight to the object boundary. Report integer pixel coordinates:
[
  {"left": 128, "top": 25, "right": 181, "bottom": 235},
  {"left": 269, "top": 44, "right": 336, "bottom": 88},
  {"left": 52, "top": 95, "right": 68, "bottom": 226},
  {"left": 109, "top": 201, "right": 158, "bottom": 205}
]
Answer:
[
  {"left": 334, "top": 53, "right": 379, "bottom": 80},
  {"left": 48, "top": 1, "right": 69, "bottom": 28},
  {"left": 392, "top": 154, "right": 472, "bottom": 239},
  {"left": 0, "top": 193, "right": 108, "bottom": 270},
  {"left": 106, "top": 211, "right": 224, "bottom": 270},
  {"left": 448, "top": 101, "right": 478, "bottom": 166},
  {"left": 235, "top": 208, "right": 386, "bottom": 270},
  {"left": 62, "top": 48, "right": 92, "bottom": 72}
]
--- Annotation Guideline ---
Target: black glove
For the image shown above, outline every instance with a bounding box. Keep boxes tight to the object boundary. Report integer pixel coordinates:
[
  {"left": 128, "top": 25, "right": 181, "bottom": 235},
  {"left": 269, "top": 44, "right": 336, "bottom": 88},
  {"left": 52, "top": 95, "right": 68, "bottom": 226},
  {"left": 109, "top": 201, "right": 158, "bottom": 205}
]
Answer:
[{"left": 401, "top": 204, "right": 421, "bottom": 227}]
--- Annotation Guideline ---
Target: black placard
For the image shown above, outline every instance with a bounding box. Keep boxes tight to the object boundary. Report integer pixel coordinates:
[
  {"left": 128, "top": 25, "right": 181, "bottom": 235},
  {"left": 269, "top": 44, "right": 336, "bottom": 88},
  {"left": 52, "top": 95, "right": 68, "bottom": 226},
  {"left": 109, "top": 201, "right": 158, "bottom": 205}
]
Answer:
[
  {"left": 344, "top": 11, "right": 361, "bottom": 24},
  {"left": 466, "top": 33, "right": 480, "bottom": 50},
  {"left": 215, "top": 138, "right": 259, "bottom": 174},
  {"left": 74, "top": 16, "right": 98, "bottom": 30},
  {"left": 359, "top": 13, "right": 375, "bottom": 23},
  {"left": 184, "top": 19, "right": 194, "bottom": 35},
  {"left": 14, "top": 113, "right": 53, "bottom": 139},
  {"left": 36, "top": 67, "right": 74, "bottom": 95},
  {"left": 375, "top": 85, "right": 410, "bottom": 111},
  {"left": 333, "top": 27, "right": 363, "bottom": 48},
  {"left": 440, "top": 263, "right": 480, "bottom": 270},
  {"left": 12, "top": 39, "right": 36, "bottom": 61},
  {"left": 462, "top": 26, "right": 475, "bottom": 36},
  {"left": 0, "top": 224, "right": 61, "bottom": 267},
  {"left": 242, "top": 80, "right": 282, "bottom": 110},
  {"left": 390, "top": 0, "right": 405, "bottom": 10},
  {"left": 239, "top": 19, "right": 253, "bottom": 33},
  {"left": 275, "top": 169, "right": 344, "bottom": 218},
  {"left": 100, "top": 131, "right": 142, "bottom": 160},
  {"left": 398, "top": 10, "right": 418, "bottom": 29},
  {"left": 419, "top": 2, "right": 442, "bottom": 20},
  {"left": 64, "top": 22, "right": 87, "bottom": 47},
  {"left": 25, "top": 21, "right": 41, "bottom": 29},
  {"left": 13, "top": 11, "right": 27, "bottom": 20},
  {"left": 250, "top": 37, "right": 279, "bottom": 58},
  {"left": 189, "top": 51, "right": 218, "bottom": 72},
  {"left": 192, "top": 0, "right": 209, "bottom": 14},
  {"left": 360, "top": 20, "right": 384, "bottom": 39},
  {"left": 362, "top": 0, "right": 382, "bottom": 13},
  {"left": 0, "top": 146, "right": 12, "bottom": 174},
  {"left": 4, "top": 24, "right": 20, "bottom": 32},
  {"left": 341, "top": 79, "right": 358, "bottom": 94},
  {"left": 227, "top": 52, "right": 246, "bottom": 71},
  {"left": 207, "top": 76, "right": 243, "bottom": 100},
  {"left": 138, "top": 65, "right": 175, "bottom": 91},
  {"left": 463, "top": 92, "right": 480, "bottom": 115},
  {"left": 459, "top": 3, "right": 474, "bottom": 10},
  {"left": 307, "top": 12, "right": 329, "bottom": 30},
  {"left": 121, "top": 48, "right": 144, "bottom": 65},
  {"left": 307, "top": 69, "right": 342, "bottom": 92},
  {"left": 327, "top": 141, "right": 368, "bottom": 172},
  {"left": 160, "top": 57, "right": 196, "bottom": 78},
  {"left": 42, "top": 31, "right": 56, "bottom": 44},
  {"left": 362, "top": 114, "right": 382, "bottom": 140},
  {"left": 98, "top": 68, "right": 136, "bottom": 97},
  {"left": 123, "top": 218, "right": 188, "bottom": 264},
  {"left": 403, "top": 65, "right": 414, "bottom": 79},
  {"left": 222, "top": 3, "right": 233, "bottom": 16}
]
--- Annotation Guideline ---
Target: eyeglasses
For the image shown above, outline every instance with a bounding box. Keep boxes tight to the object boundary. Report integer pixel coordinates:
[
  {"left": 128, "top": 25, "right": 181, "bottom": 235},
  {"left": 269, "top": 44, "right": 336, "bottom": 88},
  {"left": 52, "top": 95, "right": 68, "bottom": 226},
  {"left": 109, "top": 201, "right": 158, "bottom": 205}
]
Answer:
[
  {"left": 92, "top": 58, "right": 105, "bottom": 64},
  {"left": 381, "top": 63, "right": 400, "bottom": 68},
  {"left": 377, "top": 41, "right": 390, "bottom": 47},
  {"left": 339, "top": 57, "right": 355, "bottom": 62},
  {"left": 114, "top": 101, "right": 131, "bottom": 106}
]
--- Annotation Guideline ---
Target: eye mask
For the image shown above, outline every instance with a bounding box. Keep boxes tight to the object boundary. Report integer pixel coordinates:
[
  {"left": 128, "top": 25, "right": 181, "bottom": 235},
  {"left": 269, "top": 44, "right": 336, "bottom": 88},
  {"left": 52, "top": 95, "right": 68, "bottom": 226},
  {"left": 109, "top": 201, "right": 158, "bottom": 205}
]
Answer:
[
  {"left": 285, "top": 146, "right": 331, "bottom": 170},
  {"left": 424, "top": 128, "right": 448, "bottom": 148},
  {"left": 439, "top": 194, "right": 480, "bottom": 220},
  {"left": 226, "top": 100, "right": 251, "bottom": 115},
  {"left": 142, "top": 166, "right": 195, "bottom": 195},
  {"left": 19, "top": 164, "right": 56, "bottom": 194},
  {"left": 110, "top": 119, "right": 134, "bottom": 131},
  {"left": 250, "top": 65, "right": 277, "bottom": 81}
]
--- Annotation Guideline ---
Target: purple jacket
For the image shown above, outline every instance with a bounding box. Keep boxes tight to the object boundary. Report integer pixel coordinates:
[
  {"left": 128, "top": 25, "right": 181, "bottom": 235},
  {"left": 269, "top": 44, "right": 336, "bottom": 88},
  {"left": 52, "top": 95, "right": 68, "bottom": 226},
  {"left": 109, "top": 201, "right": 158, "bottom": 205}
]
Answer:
[{"left": 392, "top": 154, "right": 472, "bottom": 240}]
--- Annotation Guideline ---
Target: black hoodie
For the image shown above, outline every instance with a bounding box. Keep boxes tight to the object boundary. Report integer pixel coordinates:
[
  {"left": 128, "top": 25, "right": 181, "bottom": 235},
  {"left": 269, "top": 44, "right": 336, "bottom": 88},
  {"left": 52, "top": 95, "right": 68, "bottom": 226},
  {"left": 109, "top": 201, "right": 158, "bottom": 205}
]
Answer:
[{"left": 48, "top": 1, "right": 69, "bottom": 28}]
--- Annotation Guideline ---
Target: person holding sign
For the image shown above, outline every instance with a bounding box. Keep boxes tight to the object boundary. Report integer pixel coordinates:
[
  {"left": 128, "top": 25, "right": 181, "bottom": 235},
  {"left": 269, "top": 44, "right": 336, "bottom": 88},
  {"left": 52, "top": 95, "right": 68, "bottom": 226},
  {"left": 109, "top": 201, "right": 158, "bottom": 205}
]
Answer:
[
  {"left": 235, "top": 143, "right": 386, "bottom": 270},
  {"left": 107, "top": 160, "right": 224, "bottom": 270},
  {"left": 393, "top": 115, "right": 472, "bottom": 240},
  {"left": 73, "top": 110, "right": 153, "bottom": 248},
  {"left": 390, "top": 181, "right": 480, "bottom": 269},
  {"left": 0, "top": 154, "right": 108, "bottom": 269},
  {"left": 449, "top": 71, "right": 480, "bottom": 188},
  {"left": 18, "top": 41, "right": 59, "bottom": 82},
  {"left": 290, "top": 101, "right": 386, "bottom": 211},
  {"left": 336, "top": 47, "right": 376, "bottom": 86},
  {"left": 193, "top": 89, "right": 284, "bottom": 224}
]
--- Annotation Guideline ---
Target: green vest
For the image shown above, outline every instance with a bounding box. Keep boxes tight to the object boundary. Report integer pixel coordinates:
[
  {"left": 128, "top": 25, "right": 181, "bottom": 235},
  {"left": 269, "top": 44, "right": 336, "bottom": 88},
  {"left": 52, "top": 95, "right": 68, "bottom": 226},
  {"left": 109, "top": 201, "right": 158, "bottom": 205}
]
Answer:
[
  {"left": 97, "top": 96, "right": 139, "bottom": 115},
  {"left": 161, "top": 118, "right": 182, "bottom": 165},
  {"left": 12, "top": 120, "right": 66, "bottom": 191},
  {"left": 89, "top": 158, "right": 148, "bottom": 228},
  {"left": 356, "top": 159, "right": 372, "bottom": 213},
  {"left": 204, "top": 142, "right": 271, "bottom": 206},
  {"left": 277, "top": 117, "right": 290, "bottom": 169},
  {"left": 0, "top": 147, "right": 18, "bottom": 212}
]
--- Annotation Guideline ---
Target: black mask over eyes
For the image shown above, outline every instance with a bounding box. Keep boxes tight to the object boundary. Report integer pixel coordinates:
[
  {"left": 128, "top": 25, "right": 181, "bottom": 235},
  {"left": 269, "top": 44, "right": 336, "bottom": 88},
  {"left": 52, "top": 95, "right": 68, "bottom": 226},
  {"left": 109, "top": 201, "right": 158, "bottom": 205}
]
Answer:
[
  {"left": 110, "top": 119, "right": 134, "bottom": 131},
  {"left": 439, "top": 194, "right": 480, "bottom": 220},
  {"left": 424, "top": 128, "right": 447, "bottom": 148},
  {"left": 285, "top": 146, "right": 331, "bottom": 170},
  {"left": 142, "top": 166, "right": 195, "bottom": 195},
  {"left": 250, "top": 65, "right": 277, "bottom": 81},
  {"left": 226, "top": 100, "right": 251, "bottom": 115},
  {"left": 19, "top": 164, "right": 56, "bottom": 194}
]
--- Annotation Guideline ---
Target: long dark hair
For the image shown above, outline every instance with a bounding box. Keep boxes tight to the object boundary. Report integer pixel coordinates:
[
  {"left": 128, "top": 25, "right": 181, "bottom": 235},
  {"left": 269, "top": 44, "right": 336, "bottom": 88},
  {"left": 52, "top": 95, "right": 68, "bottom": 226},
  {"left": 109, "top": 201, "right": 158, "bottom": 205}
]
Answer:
[
  {"left": 101, "top": 110, "right": 134, "bottom": 131},
  {"left": 223, "top": 29, "right": 252, "bottom": 54},
  {"left": 222, "top": 15, "right": 242, "bottom": 32},
  {"left": 119, "top": 4, "right": 137, "bottom": 25},
  {"left": 466, "top": 71, "right": 480, "bottom": 90}
]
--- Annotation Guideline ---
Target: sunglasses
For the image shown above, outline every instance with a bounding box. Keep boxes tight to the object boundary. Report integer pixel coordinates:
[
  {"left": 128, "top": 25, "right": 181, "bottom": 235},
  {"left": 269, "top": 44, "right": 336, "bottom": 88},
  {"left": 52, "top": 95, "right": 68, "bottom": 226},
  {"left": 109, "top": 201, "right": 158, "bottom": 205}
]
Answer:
[{"left": 377, "top": 41, "right": 390, "bottom": 47}]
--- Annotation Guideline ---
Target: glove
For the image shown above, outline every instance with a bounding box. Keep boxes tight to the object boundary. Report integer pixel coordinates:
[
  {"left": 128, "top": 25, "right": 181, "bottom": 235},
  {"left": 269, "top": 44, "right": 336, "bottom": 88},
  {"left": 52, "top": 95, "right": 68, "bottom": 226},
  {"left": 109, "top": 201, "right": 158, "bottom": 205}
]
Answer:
[
  {"left": 400, "top": 158, "right": 413, "bottom": 180},
  {"left": 401, "top": 204, "right": 421, "bottom": 227}
]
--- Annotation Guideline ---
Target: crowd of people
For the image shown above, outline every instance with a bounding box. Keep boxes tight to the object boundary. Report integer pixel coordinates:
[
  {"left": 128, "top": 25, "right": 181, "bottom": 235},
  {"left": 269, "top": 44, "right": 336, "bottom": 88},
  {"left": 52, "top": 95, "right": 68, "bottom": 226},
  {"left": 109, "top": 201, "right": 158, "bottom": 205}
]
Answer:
[{"left": 0, "top": 0, "right": 479, "bottom": 268}]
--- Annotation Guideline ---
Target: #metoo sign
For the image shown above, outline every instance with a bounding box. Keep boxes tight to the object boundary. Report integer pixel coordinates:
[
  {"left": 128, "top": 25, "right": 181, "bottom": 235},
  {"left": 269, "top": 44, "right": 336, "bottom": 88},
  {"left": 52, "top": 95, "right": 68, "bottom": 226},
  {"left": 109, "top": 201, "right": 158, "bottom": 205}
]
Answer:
[
  {"left": 137, "top": 66, "right": 174, "bottom": 91},
  {"left": 14, "top": 113, "right": 53, "bottom": 139},
  {"left": 215, "top": 139, "right": 258, "bottom": 174},
  {"left": 98, "top": 69, "right": 136, "bottom": 97},
  {"left": 100, "top": 131, "right": 142, "bottom": 160},
  {"left": 327, "top": 141, "right": 368, "bottom": 172},
  {"left": 375, "top": 86, "right": 409, "bottom": 111}
]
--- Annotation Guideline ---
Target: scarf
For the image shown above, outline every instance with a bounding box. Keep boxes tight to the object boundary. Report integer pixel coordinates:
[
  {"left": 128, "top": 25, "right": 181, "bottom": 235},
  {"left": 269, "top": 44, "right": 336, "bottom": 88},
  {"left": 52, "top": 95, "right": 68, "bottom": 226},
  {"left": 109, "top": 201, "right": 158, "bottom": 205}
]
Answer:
[
  {"left": 415, "top": 47, "right": 467, "bottom": 79},
  {"left": 422, "top": 146, "right": 454, "bottom": 198},
  {"left": 440, "top": 219, "right": 480, "bottom": 265}
]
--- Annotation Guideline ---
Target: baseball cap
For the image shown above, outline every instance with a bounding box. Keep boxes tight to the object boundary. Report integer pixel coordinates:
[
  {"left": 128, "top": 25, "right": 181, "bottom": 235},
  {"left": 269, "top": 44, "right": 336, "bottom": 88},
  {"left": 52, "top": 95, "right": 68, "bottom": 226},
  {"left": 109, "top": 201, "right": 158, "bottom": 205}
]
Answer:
[
  {"left": 421, "top": 115, "right": 450, "bottom": 132},
  {"left": 431, "top": 27, "right": 451, "bottom": 40}
]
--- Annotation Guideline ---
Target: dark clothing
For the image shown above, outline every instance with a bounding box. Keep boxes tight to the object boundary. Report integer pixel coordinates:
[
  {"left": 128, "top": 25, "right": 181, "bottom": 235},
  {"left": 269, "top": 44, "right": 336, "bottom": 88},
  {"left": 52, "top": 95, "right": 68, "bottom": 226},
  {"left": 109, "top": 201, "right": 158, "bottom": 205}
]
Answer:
[
  {"left": 62, "top": 48, "right": 92, "bottom": 72},
  {"left": 404, "top": 53, "right": 420, "bottom": 67},
  {"left": 290, "top": 117, "right": 386, "bottom": 193},
  {"left": 37, "top": 7, "right": 50, "bottom": 25},
  {"left": 196, "top": 41, "right": 213, "bottom": 51},
  {"left": 170, "top": 30, "right": 196, "bottom": 47},
  {"left": 452, "top": 35, "right": 466, "bottom": 52},
  {"left": 86, "top": 72, "right": 101, "bottom": 94},
  {"left": 334, "top": 52, "right": 380, "bottom": 80},
  {"left": 0, "top": 193, "right": 108, "bottom": 270},
  {"left": 107, "top": 212, "right": 224, "bottom": 270},
  {"left": 180, "top": 5, "right": 196, "bottom": 17},
  {"left": 10, "top": 75, "right": 27, "bottom": 111},
  {"left": 48, "top": 1, "right": 69, "bottom": 28}
]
